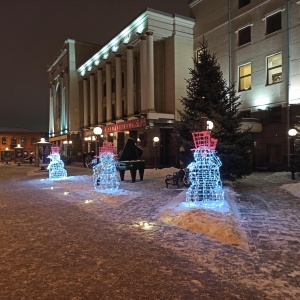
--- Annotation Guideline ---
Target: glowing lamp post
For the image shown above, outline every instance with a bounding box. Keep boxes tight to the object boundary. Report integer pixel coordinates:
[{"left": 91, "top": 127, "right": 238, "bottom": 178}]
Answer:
[
  {"left": 93, "top": 127, "right": 103, "bottom": 162},
  {"left": 14, "top": 144, "right": 24, "bottom": 166},
  {"left": 207, "top": 120, "right": 214, "bottom": 130},
  {"left": 288, "top": 128, "right": 297, "bottom": 180},
  {"left": 153, "top": 136, "right": 159, "bottom": 170}
]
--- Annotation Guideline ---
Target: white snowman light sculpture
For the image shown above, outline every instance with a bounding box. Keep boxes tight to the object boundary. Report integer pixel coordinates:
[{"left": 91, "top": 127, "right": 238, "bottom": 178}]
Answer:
[{"left": 186, "top": 131, "right": 224, "bottom": 202}]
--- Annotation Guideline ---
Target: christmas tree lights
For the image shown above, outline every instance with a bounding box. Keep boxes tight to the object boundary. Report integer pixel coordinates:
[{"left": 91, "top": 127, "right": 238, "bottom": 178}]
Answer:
[
  {"left": 47, "top": 147, "right": 67, "bottom": 180},
  {"left": 186, "top": 131, "right": 224, "bottom": 202},
  {"left": 93, "top": 142, "right": 120, "bottom": 191}
]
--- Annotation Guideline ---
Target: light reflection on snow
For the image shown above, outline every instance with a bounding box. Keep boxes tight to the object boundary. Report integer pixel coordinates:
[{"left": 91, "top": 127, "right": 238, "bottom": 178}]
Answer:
[
  {"left": 94, "top": 188, "right": 120, "bottom": 194},
  {"left": 132, "top": 221, "right": 157, "bottom": 231},
  {"left": 182, "top": 199, "right": 230, "bottom": 212},
  {"left": 84, "top": 200, "right": 93, "bottom": 204}
]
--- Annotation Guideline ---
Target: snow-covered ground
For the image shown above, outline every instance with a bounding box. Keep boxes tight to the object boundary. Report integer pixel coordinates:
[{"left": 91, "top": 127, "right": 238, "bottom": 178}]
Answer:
[
  {"left": 6, "top": 166, "right": 300, "bottom": 298},
  {"left": 31, "top": 167, "right": 294, "bottom": 250}
]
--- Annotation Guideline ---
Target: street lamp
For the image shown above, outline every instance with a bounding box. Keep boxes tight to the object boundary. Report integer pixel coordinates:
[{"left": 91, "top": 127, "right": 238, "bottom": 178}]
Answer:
[
  {"left": 288, "top": 128, "right": 297, "bottom": 180},
  {"left": 153, "top": 136, "right": 159, "bottom": 170},
  {"left": 93, "top": 126, "right": 103, "bottom": 163},
  {"left": 207, "top": 120, "right": 214, "bottom": 130}
]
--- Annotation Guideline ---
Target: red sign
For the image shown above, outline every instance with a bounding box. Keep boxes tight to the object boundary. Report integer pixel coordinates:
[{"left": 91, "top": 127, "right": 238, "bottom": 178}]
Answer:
[{"left": 103, "top": 118, "right": 146, "bottom": 133}]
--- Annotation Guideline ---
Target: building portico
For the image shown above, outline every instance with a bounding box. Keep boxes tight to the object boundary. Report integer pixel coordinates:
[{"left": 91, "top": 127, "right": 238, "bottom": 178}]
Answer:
[{"left": 78, "top": 8, "right": 195, "bottom": 167}]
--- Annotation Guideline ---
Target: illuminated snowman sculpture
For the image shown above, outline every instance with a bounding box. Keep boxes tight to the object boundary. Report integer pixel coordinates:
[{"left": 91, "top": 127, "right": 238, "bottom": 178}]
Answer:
[
  {"left": 93, "top": 142, "right": 120, "bottom": 190},
  {"left": 47, "top": 147, "right": 67, "bottom": 180},
  {"left": 186, "top": 131, "right": 224, "bottom": 202}
]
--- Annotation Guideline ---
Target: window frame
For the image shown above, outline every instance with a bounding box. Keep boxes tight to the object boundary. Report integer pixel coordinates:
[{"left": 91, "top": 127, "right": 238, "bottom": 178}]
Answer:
[
  {"left": 265, "top": 11, "right": 282, "bottom": 35},
  {"left": 238, "top": 25, "right": 252, "bottom": 47},
  {"left": 266, "top": 53, "right": 283, "bottom": 85},
  {"left": 238, "top": 63, "right": 252, "bottom": 92},
  {"left": 11, "top": 137, "right": 17, "bottom": 145}
]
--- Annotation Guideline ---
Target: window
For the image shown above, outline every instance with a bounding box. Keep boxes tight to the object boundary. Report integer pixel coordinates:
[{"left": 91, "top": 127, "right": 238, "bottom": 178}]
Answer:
[
  {"left": 122, "top": 72, "right": 125, "bottom": 88},
  {"left": 238, "top": 26, "right": 251, "bottom": 46},
  {"left": 103, "top": 82, "right": 106, "bottom": 97},
  {"left": 122, "top": 99, "right": 125, "bottom": 116},
  {"left": 266, "top": 12, "right": 281, "bottom": 35},
  {"left": 11, "top": 137, "right": 17, "bottom": 145},
  {"left": 239, "top": 0, "right": 250, "bottom": 9},
  {"left": 267, "top": 53, "right": 282, "bottom": 85},
  {"left": 103, "top": 107, "right": 107, "bottom": 122},
  {"left": 239, "top": 63, "right": 252, "bottom": 91},
  {"left": 31, "top": 138, "right": 36, "bottom": 145},
  {"left": 112, "top": 104, "right": 116, "bottom": 120},
  {"left": 111, "top": 78, "right": 115, "bottom": 93},
  {"left": 21, "top": 137, "right": 26, "bottom": 145},
  {"left": 2, "top": 137, "right": 6, "bottom": 145}
]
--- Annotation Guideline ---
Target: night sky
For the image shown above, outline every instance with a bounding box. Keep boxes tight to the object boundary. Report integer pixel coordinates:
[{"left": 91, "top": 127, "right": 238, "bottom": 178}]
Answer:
[{"left": 0, "top": 0, "right": 190, "bottom": 132}]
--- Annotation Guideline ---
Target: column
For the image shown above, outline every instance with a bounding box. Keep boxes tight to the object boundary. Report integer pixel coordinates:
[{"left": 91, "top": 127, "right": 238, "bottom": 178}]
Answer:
[
  {"left": 106, "top": 61, "right": 112, "bottom": 121},
  {"left": 127, "top": 46, "right": 134, "bottom": 116},
  {"left": 83, "top": 79, "right": 89, "bottom": 127},
  {"left": 63, "top": 71, "right": 69, "bottom": 131},
  {"left": 49, "top": 84, "right": 54, "bottom": 135},
  {"left": 90, "top": 73, "right": 96, "bottom": 125},
  {"left": 52, "top": 84, "right": 57, "bottom": 133},
  {"left": 59, "top": 75, "right": 65, "bottom": 132},
  {"left": 140, "top": 36, "right": 147, "bottom": 113},
  {"left": 116, "top": 54, "right": 122, "bottom": 119},
  {"left": 97, "top": 68, "right": 103, "bottom": 123},
  {"left": 146, "top": 31, "right": 155, "bottom": 111}
]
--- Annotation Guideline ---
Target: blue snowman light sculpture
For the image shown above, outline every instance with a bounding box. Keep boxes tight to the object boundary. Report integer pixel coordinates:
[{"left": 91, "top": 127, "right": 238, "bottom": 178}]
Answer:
[{"left": 47, "top": 147, "right": 67, "bottom": 180}]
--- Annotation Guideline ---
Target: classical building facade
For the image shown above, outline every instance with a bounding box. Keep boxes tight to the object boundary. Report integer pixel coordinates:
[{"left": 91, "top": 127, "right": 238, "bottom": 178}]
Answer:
[
  {"left": 48, "top": 8, "right": 195, "bottom": 167},
  {"left": 48, "top": 2, "right": 300, "bottom": 171},
  {"left": 47, "top": 39, "right": 101, "bottom": 159},
  {"left": 189, "top": 0, "right": 300, "bottom": 171}
]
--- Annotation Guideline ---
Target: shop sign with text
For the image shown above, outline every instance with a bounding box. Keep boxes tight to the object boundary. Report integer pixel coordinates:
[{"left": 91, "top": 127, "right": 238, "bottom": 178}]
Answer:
[{"left": 104, "top": 118, "right": 146, "bottom": 134}]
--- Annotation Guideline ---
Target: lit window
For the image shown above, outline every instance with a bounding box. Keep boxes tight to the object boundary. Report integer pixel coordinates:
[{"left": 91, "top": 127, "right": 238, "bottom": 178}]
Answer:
[
  {"left": 266, "top": 12, "right": 281, "bottom": 35},
  {"left": 2, "top": 137, "right": 6, "bottom": 145},
  {"left": 238, "top": 26, "right": 251, "bottom": 46},
  {"left": 239, "top": 0, "right": 250, "bottom": 9},
  {"left": 267, "top": 53, "right": 282, "bottom": 85},
  {"left": 11, "top": 137, "right": 17, "bottom": 145},
  {"left": 239, "top": 63, "right": 252, "bottom": 91},
  {"left": 21, "top": 137, "right": 26, "bottom": 145}
]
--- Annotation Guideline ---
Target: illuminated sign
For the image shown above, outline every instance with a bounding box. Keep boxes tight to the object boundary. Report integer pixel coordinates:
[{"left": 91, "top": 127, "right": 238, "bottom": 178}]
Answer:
[{"left": 104, "top": 118, "right": 146, "bottom": 134}]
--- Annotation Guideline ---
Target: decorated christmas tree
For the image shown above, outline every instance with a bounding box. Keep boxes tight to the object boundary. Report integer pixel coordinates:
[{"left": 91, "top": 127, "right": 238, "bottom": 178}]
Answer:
[{"left": 174, "top": 38, "right": 253, "bottom": 181}]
